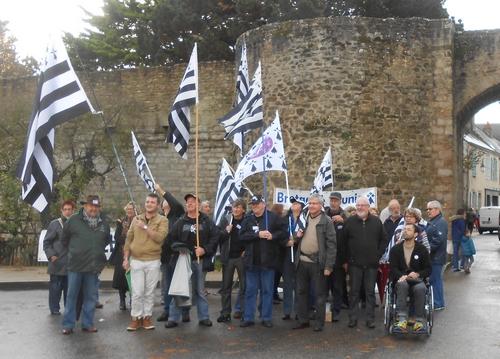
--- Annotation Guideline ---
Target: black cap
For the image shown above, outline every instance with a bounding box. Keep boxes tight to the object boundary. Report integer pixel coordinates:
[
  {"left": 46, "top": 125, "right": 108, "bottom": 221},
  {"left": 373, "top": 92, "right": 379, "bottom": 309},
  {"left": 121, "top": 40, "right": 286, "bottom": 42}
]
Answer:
[
  {"left": 184, "top": 193, "right": 198, "bottom": 201},
  {"left": 80, "top": 195, "right": 101, "bottom": 207},
  {"left": 329, "top": 191, "right": 342, "bottom": 200},
  {"left": 250, "top": 195, "right": 264, "bottom": 204},
  {"left": 290, "top": 196, "right": 306, "bottom": 208}
]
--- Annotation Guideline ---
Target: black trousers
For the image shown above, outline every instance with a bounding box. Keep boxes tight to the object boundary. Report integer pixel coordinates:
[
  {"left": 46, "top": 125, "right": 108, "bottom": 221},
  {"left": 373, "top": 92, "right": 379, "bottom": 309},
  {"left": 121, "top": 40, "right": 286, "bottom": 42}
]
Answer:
[
  {"left": 296, "top": 261, "right": 327, "bottom": 327},
  {"left": 220, "top": 257, "right": 245, "bottom": 315},
  {"left": 348, "top": 265, "right": 377, "bottom": 321},
  {"left": 332, "top": 266, "right": 348, "bottom": 312}
]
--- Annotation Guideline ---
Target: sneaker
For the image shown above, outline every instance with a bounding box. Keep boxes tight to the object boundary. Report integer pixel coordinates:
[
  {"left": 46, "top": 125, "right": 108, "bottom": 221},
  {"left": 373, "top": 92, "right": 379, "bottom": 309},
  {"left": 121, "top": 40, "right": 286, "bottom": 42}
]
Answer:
[
  {"left": 261, "top": 320, "right": 273, "bottom": 328},
  {"left": 452, "top": 268, "right": 461, "bottom": 272},
  {"left": 413, "top": 321, "right": 426, "bottom": 333},
  {"left": 82, "top": 327, "right": 98, "bottom": 333},
  {"left": 143, "top": 316, "right": 155, "bottom": 330},
  {"left": 465, "top": 267, "right": 471, "bottom": 274},
  {"left": 233, "top": 311, "right": 242, "bottom": 319},
  {"left": 62, "top": 328, "right": 73, "bottom": 335},
  {"left": 282, "top": 314, "right": 291, "bottom": 321},
  {"left": 217, "top": 314, "right": 231, "bottom": 323},
  {"left": 127, "top": 317, "right": 141, "bottom": 331},
  {"left": 164, "top": 321, "right": 178, "bottom": 328},
  {"left": 157, "top": 312, "right": 169, "bottom": 322},
  {"left": 199, "top": 319, "right": 213, "bottom": 327},
  {"left": 394, "top": 320, "right": 408, "bottom": 333},
  {"left": 434, "top": 306, "right": 445, "bottom": 311},
  {"left": 95, "top": 302, "right": 104, "bottom": 309}
]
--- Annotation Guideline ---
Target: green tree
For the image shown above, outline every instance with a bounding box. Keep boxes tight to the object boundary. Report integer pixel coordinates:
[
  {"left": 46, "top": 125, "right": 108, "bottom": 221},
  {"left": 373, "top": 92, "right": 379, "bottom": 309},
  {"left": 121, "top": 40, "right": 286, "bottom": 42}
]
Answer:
[
  {"left": 66, "top": 0, "right": 448, "bottom": 70},
  {"left": 0, "top": 20, "right": 38, "bottom": 78}
]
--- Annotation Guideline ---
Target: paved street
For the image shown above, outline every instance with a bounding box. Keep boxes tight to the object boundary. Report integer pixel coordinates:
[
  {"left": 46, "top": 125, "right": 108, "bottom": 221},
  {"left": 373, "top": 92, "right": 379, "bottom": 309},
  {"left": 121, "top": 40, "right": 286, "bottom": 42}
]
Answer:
[{"left": 1, "top": 233, "right": 500, "bottom": 358}]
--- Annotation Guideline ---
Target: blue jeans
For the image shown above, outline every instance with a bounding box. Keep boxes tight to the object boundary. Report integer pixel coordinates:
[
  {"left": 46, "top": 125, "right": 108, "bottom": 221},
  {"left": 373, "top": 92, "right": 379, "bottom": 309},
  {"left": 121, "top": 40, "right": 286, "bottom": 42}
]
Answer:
[
  {"left": 163, "top": 262, "right": 189, "bottom": 316},
  {"left": 452, "top": 240, "right": 463, "bottom": 270},
  {"left": 169, "top": 261, "right": 209, "bottom": 322},
  {"left": 429, "top": 264, "right": 445, "bottom": 308},
  {"left": 244, "top": 267, "right": 275, "bottom": 322},
  {"left": 49, "top": 274, "right": 68, "bottom": 314},
  {"left": 63, "top": 272, "right": 98, "bottom": 329}
]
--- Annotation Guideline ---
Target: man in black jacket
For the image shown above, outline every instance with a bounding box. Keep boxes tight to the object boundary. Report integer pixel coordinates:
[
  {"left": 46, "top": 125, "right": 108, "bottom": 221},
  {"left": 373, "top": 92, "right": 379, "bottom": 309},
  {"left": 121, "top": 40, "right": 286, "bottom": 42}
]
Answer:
[
  {"left": 344, "top": 197, "right": 387, "bottom": 329},
  {"left": 389, "top": 223, "right": 431, "bottom": 333},
  {"left": 154, "top": 183, "right": 190, "bottom": 323},
  {"left": 217, "top": 199, "right": 247, "bottom": 322},
  {"left": 239, "top": 195, "right": 287, "bottom": 328},
  {"left": 325, "top": 191, "right": 348, "bottom": 320},
  {"left": 164, "top": 193, "right": 219, "bottom": 328},
  {"left": 293, "top": 194, "right": 336, "bottom": 332}
]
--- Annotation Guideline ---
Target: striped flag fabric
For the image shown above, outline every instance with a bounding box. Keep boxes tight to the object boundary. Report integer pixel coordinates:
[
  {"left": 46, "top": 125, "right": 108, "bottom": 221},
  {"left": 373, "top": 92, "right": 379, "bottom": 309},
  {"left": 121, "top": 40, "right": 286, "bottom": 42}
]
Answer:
[
  {"left": 218, "top": 62, "right": 263, "bottom": 141},
  {"left": 213, "top": 158, "right": 241, "bottom": 226},
  {"left": 310, "top": 147, "right": 333, "bottom": 194},
  {"left": 233, "top": 111, "right": 287, "bottom": 185},
  {"left": 131, "top": 131, "right": 155, "bottom": 193},
  {"left": 16, "top": 37, "right": 95, "bottom": 212},
  {"left": 166, "top": 44, "right": 198, "bottom": 159},
  {"left": 232, "top": 43, "right": 250, "bottom": 153}
]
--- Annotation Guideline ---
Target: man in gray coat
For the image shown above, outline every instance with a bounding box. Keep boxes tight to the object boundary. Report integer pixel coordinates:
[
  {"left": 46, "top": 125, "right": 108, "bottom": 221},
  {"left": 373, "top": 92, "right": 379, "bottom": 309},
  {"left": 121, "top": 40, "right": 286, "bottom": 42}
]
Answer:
[
  {"left": 43, "top": 200, "right": 75, "bottom": 315},
  {"left": 293, "top": 194, "right": 337, "bottom": 332}
]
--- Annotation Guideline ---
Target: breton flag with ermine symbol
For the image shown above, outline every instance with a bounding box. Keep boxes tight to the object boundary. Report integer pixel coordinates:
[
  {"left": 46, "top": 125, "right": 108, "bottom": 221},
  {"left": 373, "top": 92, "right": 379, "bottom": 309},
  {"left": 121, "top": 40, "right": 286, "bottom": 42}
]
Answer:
[
  {"left": 218, "top": 62, "right": 263, "bottom": 141},
  {"left": 166, "top": 43, "right": 198, "bottom": 159},
  {"left": 213, "top": 158, "right": 242, "bottom": 226},
  {"left": 310, "top": 147, "right": 333, "bottom": 194},
  {"left": 131, "top": 131, "right": 156, "bottom": 193},
  {"left": 231, "top": 42, "right": 250, "bottom": 153},
  {"left": 16, "top": 37, "right": 96, "bottom": 212}
]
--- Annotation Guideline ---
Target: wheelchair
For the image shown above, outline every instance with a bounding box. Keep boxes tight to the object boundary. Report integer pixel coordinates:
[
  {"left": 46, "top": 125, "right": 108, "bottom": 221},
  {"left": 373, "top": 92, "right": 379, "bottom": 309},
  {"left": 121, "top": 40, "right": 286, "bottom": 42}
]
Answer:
[{"left": 383, "top": 280, "right": 433, "bottom": 336}]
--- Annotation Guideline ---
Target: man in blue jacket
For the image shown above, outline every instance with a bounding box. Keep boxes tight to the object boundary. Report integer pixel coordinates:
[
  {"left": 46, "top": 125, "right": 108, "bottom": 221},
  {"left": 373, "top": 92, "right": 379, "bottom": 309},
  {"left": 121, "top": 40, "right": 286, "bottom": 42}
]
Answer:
[
  {"left": 239, "top": 195, "right": 287, "bottom": 328},
  {"left": 426, "top": 200, "right": 448, "bottom": 310}
]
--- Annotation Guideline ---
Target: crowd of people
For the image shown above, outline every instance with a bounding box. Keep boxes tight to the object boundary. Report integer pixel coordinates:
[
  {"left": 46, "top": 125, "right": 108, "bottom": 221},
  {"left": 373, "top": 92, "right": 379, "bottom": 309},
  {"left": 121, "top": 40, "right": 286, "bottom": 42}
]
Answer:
[{"left": 41, "top": 187, "right": 476, "bottom": 335}]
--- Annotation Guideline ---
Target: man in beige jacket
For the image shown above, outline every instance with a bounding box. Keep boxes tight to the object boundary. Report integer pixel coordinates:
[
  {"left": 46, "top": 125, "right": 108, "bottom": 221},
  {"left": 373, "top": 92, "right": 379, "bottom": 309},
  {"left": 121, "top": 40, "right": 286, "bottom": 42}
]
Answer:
[{"left": 123, "top": 193, "right": 168, "bottom": 331}]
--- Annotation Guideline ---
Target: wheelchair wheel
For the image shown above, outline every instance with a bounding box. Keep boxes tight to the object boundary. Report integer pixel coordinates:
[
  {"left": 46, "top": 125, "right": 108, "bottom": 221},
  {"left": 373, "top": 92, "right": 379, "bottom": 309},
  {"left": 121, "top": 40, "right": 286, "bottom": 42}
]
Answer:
[
  {"left": 384, "top": 285, "right": 393, "bottom": 334},
  {"left": 426, "top": 286, "right": 434, "bottom": 335}
]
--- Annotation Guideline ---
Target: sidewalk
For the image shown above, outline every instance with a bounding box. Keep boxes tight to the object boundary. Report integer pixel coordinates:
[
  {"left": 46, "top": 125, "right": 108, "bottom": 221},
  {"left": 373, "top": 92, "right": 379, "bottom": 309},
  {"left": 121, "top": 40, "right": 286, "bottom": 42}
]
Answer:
[{"left": 0, "top": 265, "right": 223, "bottom": 290}]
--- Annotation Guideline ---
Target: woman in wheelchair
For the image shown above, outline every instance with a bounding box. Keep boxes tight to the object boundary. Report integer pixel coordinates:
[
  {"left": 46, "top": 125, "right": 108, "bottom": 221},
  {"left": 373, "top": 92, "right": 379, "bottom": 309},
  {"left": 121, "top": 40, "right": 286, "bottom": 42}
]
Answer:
[{"left": 388, "top": 223, "right": 432, "bottom": 333}]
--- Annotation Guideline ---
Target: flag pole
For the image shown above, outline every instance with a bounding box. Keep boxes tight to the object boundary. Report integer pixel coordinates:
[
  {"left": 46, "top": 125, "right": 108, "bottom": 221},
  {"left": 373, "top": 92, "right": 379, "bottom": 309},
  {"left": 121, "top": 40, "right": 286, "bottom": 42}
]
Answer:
[
  {"left": 284, "top": 170, "right": 294, "bottom": 263},
  {"left": 73, "top": 50, "right": 136, "bottom": 208},
  {"left": 195, "top": 102, "right": 200, "bottom": 264},
  {"left": 329, "top": 146, "right": 334, "bottom": 192}
]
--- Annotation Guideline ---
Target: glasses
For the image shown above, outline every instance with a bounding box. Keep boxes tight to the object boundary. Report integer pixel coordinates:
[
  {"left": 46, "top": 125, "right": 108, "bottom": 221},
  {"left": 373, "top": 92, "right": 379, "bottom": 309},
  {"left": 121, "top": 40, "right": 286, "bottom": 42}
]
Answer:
[{"left": 426, "top": 208, "right": 435, "bottom": 211}]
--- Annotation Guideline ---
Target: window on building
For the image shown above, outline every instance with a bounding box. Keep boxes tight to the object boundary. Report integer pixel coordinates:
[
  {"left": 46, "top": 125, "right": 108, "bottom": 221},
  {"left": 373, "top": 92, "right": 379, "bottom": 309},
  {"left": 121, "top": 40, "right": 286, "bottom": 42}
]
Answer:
[
  {"left": 493, "top": 196, "right": 499, "bottom": 206},
  {"left": 485, "top": 157, "right": 492, "bottom": 180},
  {"left": 479, "top": 193, "right": 482, "bottom": 207},
  {"left": 472, "top": 162, "right": 477, "bottom": 177},
  {"left": 486, "top": 194, "right": 491, "bottom": 206},
  {"left": 492, "top": 157, "right": 498, "bottom": 181}
]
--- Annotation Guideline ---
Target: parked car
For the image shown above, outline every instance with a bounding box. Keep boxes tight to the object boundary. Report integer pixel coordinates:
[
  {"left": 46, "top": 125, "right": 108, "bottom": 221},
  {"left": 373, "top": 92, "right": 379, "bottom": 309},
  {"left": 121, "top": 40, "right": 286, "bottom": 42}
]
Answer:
[{"left": 478, "top": 206, "right": 500, "bottom": 234}]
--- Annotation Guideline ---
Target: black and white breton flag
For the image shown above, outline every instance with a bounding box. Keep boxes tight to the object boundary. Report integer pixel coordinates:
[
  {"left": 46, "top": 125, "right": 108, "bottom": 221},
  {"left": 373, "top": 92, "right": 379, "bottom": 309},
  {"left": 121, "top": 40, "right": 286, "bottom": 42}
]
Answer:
[
  {"left": 232, "top": 43, "right": 250, "bottom": 153},
  {"left": 16, "top": 38, "right": 95, "bottom": 212},
  {"left": 310, "top": 147, "right": 333, "bottom": 194},
  {"left": 213, "top": 159, "right": 241, "bottom": 226},
  {"left": 166, "top": 44, "right": 198, "bottom": 159},
  {"left": 218, "top": 62, "right": 263, "bottom": 140},
  {"left": 131, "top": 131, "right": 156, "bottom": 193}
]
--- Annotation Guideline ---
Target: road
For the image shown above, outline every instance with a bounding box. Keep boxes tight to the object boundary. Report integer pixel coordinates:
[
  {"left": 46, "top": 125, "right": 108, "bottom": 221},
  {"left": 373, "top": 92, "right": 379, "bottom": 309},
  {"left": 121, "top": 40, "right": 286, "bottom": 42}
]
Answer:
[{"left": 1, "top": 233, "right": 500, "bottom": 358}]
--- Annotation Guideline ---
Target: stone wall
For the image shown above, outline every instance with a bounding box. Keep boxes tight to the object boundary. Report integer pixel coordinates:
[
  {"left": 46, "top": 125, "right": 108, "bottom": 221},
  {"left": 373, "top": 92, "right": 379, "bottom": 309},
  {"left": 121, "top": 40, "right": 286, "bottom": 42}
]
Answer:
[
  {"left": 241, "top": 17, "right": 455, "bottom": 211},
  {"left": 4, "top": 17, "right": 499, "bottom": 216}
]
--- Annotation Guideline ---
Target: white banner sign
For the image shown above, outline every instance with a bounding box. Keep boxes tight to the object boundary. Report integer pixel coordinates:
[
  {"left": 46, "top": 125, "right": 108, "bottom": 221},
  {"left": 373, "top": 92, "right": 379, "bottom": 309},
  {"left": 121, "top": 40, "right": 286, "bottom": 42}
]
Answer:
[
  {"left": 274, "top": 187, "right": 378, "bottom": 208},
  {"left": 37, "top": 228, "right": 115, "bottom": 262}
]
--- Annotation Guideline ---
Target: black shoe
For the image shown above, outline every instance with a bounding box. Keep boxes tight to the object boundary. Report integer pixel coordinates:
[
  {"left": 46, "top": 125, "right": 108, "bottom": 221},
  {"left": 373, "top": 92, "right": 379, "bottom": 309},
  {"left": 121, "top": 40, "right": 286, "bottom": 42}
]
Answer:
[
  {"left": 233, "top": 311, "right": 242, "bottom": 319},
  {"left": 313, "top": 326, "right": 323, "bottom": 332},
  {"left": 157, "top": 312, "right": 169, "bottom": 322},
  {"left": 51, "top": 311, "right": 61, "bottom": 315},
  {"left": 262, "top": 321, "right": 273, "bottom": 328},
  {"left": 119, "top": 299, "right": 126, "bottom": 311},
  {"left": 348, "top": 319, "right": 357, "bottom": 328},
  {"left": 182, "top": 312, "right": 191, "bottom": 323},
  {"left": 95, "top": 302, "right": 103, "bottom": 309},
  {"left": 164, "top": 321, "right": 178, "bottom": 328},
  {"left": 199, "top": 319, "right": 213, "bottom": 327},
  {"left": 282, "top": 314, "right": 291, "bottom": 321},
  {"left": 217, "top": 314, "right": 231, "bottom": 323},
  {"left": 240, "top": 321, "right": 255, "bottom": 328},
  {"left": 292, "top": 323, "right": 310, "bottom": 330},
  {"left": 366, "top": 320, "right": 375, "bottom": 329}
]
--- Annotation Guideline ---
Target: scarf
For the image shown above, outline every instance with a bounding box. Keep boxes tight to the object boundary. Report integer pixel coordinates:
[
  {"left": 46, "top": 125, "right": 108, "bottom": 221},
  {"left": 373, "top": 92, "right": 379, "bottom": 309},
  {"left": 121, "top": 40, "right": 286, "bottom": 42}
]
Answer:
[{"left": 83, "top": 210, "right": 100, "bottom": 229}]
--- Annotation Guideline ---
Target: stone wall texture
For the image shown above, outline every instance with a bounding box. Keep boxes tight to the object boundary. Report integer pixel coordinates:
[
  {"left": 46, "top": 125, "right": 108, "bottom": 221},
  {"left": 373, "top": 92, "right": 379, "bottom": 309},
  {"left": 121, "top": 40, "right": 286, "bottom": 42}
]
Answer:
[{"left": 2, "top": 17, "right": 500, "bottom": 215}]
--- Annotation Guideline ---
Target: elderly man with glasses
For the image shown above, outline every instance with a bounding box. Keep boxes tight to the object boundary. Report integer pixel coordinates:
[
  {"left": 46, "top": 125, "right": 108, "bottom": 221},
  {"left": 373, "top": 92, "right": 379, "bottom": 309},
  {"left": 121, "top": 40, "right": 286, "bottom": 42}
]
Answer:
[{"left": 425, "top": 200, "right": 448, "bottom": 311}]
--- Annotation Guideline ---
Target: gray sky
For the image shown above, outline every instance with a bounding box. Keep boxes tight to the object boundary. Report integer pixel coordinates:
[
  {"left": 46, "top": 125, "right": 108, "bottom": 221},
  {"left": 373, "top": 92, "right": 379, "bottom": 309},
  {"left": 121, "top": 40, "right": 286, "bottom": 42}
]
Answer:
[{"left": 2, "top": 0, "right": 500, "bottom": 122}]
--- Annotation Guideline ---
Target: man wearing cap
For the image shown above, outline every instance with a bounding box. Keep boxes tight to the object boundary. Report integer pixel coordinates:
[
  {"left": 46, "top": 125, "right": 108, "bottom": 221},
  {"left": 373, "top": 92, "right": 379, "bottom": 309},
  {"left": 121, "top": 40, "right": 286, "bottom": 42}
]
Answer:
[
  {"left": 123, "top": 193, "right": 168, "bottom": 331},
  {"left": 239, "top": 195, "right": 287, "bottom": 328},
  {"left": 293, "top": 194, "right": 337, "bottom": 332},
  {"left": 61, "top": 195, "right": 110, "bottom": 335},
  {"left": 325, "top": 191, "right": 349, "bottom": 320},
  {"left": 164, "top": 193, "right": 219, "bottom": 328}
]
